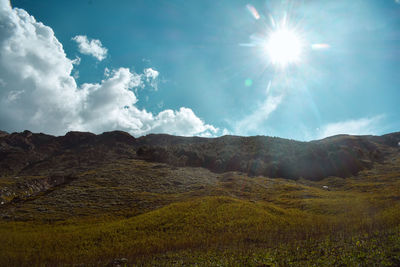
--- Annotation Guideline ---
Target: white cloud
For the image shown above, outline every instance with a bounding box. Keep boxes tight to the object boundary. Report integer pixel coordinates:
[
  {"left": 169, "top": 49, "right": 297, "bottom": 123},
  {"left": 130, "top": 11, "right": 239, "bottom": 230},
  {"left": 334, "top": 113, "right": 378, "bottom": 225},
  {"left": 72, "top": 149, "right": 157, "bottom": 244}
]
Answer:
[
  {"left": 143, "top": 67, "right": 159, "bottom": 90},
  {"left": 0, "top": 2, "right": 81, "bottom": 134},
  {"left": 73, "top": 70, "right": 79, "bottom": 79},
  {"left": 144, "top": 107, "right": 218, "bottom": 136},
  {"left": 72, "top": 35, "right": 108, "bottom": 61},
  {"left": 72, "top": 56, "right": 81, "bottom": 65},
  {"left": 7, "top": 90, "right": 24, "bottom": 102},
  {"left": 318, "top": 115, "right": 383, "bottom": 139},
  {"left": 144, "top": 68, "right": 159, "bottom": 80},
  {"left": 104, "top": 67, "right": 111, "bottom": 77},
  {"left": 233, "top": 81, "right": 283, "bottom": 135},
  {"left": 221, "top": 128, "right": 230, "bottom": 136},
  {"left": 74, "top": 70, "right": 217, "bottom": 136},
  {"left": 0, "top": 1, "right": 218, "bottom": 137}
]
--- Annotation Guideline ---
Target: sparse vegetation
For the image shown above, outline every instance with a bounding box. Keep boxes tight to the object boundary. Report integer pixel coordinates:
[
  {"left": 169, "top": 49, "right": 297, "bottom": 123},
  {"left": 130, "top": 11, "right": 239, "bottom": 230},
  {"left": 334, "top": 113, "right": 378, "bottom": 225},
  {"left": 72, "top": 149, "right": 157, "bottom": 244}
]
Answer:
[{"left": 0, "top": 130, "right": 399, "bottom": 266}]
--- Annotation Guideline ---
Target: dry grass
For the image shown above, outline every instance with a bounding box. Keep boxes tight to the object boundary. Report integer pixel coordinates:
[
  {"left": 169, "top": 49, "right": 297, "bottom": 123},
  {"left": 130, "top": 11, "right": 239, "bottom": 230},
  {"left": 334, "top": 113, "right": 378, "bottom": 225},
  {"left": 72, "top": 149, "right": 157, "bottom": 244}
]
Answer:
[{"left": 0, "top": 154, "right": 399, "bottom": 266}]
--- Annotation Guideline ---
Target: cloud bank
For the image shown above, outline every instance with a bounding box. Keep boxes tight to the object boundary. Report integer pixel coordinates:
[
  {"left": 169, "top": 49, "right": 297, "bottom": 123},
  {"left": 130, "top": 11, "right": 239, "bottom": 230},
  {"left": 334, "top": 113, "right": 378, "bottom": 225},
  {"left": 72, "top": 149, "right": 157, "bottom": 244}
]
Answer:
[
  {"left": 318, "top": 116, "right": 383, "bottom": 139},
  {"left": 0, "top": 0, "right": 217, "bottom": 137},
  {"left": 72, "top": 35, "right": 108, "bottom": 61}
]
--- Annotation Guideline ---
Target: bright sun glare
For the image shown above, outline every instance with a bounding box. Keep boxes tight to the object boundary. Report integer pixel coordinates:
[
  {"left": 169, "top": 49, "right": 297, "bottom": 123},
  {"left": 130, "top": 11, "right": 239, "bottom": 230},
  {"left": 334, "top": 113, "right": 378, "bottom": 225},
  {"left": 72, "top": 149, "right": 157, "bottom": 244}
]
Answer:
[{"left": 265, "top": 28, "right": 303, "bottom": 67}]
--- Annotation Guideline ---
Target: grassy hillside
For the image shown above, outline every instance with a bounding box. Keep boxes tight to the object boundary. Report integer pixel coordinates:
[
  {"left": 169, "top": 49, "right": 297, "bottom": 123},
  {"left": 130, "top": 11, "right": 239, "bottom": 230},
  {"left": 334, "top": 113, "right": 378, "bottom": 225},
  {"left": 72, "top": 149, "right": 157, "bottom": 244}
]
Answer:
[
  {"left": 0, "top": 131, "right": 399, "bottom": 266},
  {"left": 0, "top": 193, "right": 399, "bottom": 266},
  {"left": 0, "top": 157, "right": 399, "bottom": 266}
]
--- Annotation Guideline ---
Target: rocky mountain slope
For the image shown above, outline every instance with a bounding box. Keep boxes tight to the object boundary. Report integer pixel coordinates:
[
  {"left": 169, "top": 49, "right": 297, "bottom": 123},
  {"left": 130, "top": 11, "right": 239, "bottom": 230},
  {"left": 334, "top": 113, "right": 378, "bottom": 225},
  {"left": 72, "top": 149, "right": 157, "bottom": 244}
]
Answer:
[
  {"left": 1, "top": 130, "right": 399, "bottom": 179},
  {"left": 0, "top": 130, "right": 399, "bottom": 265},
  {"left": 0, "top": 129, "right": 399, "bottom": 213}
]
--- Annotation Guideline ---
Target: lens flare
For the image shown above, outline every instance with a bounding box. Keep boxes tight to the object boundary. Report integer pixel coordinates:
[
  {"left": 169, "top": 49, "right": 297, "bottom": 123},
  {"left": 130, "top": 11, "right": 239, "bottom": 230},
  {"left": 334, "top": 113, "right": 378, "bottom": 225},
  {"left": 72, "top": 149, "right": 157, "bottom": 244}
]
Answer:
[
  {"left": 246, "top": 4, "right": 260, "bottom": 20},
  {"left": 311, "top": 43, "right": 330, "bottom": 50},
  {"left": 245, "top": 78, "right": 253, "bottom": 87},
  {"left": 265, "top": 28, "right": 303, "bottom": 67}
]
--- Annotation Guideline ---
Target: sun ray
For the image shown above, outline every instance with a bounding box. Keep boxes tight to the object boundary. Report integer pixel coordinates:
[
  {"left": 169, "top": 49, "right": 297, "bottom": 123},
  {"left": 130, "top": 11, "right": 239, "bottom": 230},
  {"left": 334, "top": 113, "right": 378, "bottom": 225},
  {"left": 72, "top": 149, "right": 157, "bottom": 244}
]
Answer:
[{"left": 265, "top": 27, "right": 303, "bottom": 68}]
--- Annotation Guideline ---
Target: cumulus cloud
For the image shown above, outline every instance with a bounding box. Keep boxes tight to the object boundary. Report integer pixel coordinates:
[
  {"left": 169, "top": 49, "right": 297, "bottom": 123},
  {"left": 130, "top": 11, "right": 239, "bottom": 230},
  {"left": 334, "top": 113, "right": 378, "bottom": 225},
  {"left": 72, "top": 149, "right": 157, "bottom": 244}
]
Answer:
[
  {"left": 0, "top": 1, "right": 217, "bottom": 137},
  {"left": 317, "top": 115, "right": 383, "bottom": 139},
  {"left": 143, "top": 68, "right": 159, "bottom": 90},
  {"left": 0, "top": 1, "right": 81, "bottom": 133},
  {"left": 144, "top": 68, "right": 159, "bottom": 81},
  {"left": 72, "top": 35, "right": 108, "bottom": 61}
]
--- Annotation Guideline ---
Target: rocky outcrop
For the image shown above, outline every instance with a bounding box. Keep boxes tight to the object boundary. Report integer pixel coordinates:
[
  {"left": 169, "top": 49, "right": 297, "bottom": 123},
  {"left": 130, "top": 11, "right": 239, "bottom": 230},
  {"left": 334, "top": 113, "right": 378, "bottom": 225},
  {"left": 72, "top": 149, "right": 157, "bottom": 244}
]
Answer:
[
  {"left": 0, "top": 130, "right": 137, "bottom": 176},
  {"left": 135, "top": 133, "right": 399, "bottom": 180},
  {"left": 0, "top": 130, "right": 399, "bottom": 181},
  {"left": 0, "top": 131, "right": 8, "bottom": 138},
  {"left": 0, "top": 174, "right": 75, "bottom": 205}
]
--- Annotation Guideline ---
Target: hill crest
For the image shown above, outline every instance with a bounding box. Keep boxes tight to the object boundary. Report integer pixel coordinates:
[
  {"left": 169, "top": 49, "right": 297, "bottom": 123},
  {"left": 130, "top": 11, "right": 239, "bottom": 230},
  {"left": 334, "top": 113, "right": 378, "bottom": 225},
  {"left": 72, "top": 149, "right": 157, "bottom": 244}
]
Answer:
[{"left": 1, "top": 130, "right": 399, "bottom": 181}]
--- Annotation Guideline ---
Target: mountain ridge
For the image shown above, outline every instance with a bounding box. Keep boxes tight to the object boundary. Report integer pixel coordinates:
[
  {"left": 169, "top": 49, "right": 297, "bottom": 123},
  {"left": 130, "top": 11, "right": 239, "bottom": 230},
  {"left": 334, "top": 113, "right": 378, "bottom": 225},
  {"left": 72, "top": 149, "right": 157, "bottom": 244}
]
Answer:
[{"left": 1, "top": 130, "right": 399, "bottom": 181}]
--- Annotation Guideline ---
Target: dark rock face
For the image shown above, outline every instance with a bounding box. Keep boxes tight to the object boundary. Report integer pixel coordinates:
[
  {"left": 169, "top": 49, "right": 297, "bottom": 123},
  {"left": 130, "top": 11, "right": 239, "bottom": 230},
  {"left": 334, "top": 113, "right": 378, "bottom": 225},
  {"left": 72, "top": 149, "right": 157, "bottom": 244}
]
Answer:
[
  {"left": 9, "top": 174, "right": 75, "bottom": 204},
  {"left": 0, "top": 130, "right": 399, "bottom": 181},
  {"left": 135, "top": 133, "right": 399, "bottom": 180},
  {"left": 0, "top": 131, "right": 8, "bottom": 138},
  {"left": 0, "top": 130, "right": 137, "bottom": 176}
]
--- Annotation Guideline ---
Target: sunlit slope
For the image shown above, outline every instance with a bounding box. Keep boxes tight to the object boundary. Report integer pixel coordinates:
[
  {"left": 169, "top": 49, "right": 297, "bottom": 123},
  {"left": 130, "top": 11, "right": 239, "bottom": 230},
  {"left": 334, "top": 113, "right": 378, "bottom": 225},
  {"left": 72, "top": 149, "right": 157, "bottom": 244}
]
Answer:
[
  {"left": 1, "top": 193, "right": 399, "bottom": 266},
  {"left": 0, "top": 196, "right": 304, "bottom": 265},
  {"left": 0, "top": 154, "right": 399, "bottom": 265},
  {"left": 1, "top": 154, "right": 399, "bottom": 222},
  {"left": 0, "top": 130, "right": 399, "bottom": 265}
]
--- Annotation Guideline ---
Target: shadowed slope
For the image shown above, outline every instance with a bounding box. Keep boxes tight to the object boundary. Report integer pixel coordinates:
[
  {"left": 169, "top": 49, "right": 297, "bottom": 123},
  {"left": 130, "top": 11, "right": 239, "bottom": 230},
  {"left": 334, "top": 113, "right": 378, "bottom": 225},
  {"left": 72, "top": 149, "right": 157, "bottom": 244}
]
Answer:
[{"left": 1, "top": 130, "right": 399, "bottom": 182}]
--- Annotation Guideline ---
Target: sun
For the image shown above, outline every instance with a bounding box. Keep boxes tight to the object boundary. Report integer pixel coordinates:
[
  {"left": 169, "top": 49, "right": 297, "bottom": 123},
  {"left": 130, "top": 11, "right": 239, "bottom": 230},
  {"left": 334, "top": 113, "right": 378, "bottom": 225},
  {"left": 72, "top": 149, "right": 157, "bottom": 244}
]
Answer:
[{"left": 265, "top": 27, "right": 303, "bottom": 68}]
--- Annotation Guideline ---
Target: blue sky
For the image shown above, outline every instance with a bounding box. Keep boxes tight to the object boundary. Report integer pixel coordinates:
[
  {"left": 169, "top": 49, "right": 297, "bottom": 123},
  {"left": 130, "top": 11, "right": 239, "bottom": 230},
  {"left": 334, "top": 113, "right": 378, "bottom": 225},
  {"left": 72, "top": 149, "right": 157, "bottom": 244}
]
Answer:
[{"left": 1, "top": 0, "right": 400, "bottom": 140}]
